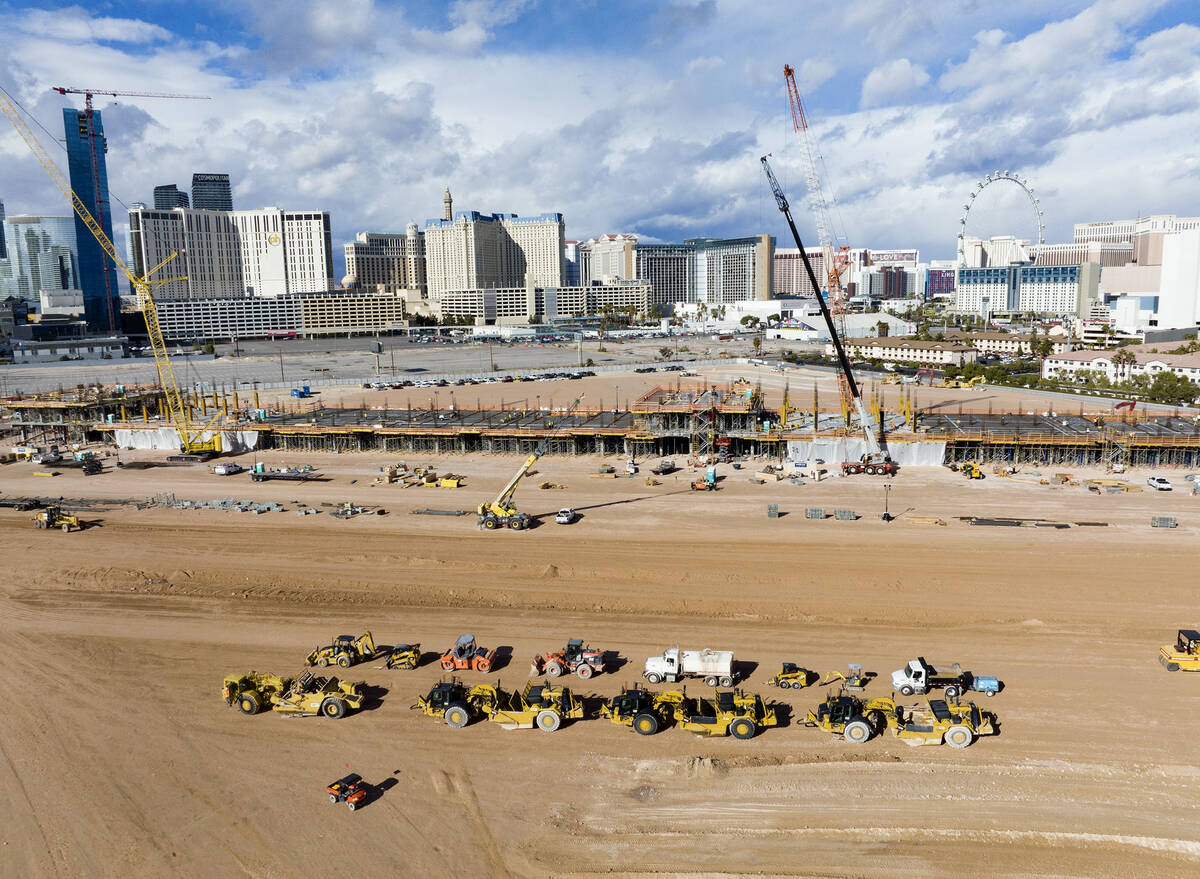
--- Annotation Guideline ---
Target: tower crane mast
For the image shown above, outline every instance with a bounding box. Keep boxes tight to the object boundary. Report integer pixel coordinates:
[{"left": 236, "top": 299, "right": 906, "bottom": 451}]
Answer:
[
  {"left": 783, "top": 65, "right": 850, "bottom": 334},
  {"left": 1, "top": 90, "right": 220, "bottom": 457}
]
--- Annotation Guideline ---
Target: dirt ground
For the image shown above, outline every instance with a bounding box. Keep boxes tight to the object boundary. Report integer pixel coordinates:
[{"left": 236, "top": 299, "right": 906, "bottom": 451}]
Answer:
[{"left": 3, "top": 452, "right": 1200, "bottom": 878}]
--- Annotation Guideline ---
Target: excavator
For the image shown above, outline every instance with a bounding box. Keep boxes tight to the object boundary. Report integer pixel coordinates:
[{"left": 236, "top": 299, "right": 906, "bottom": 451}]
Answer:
[
  {"left": 477, "top": 396, "right": 583, "bottom": 530},
  {"left": 761, "top": 156, "right": 894, "bottom": 476}
]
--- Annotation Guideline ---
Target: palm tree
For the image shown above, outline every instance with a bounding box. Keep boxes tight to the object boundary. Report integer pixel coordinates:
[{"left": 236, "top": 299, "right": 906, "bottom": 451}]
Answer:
[{"left": 1112, "top": 349, "right": 1137, "bottom": 383}]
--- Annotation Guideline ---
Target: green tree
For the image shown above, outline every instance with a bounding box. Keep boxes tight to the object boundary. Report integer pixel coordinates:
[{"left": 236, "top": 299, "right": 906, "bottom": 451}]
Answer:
[
  {"left": 1146, "top": 371, "right": 1200, "bottom": 406},
  {"left": 752, "top": 335, "right": 762, "bottom": 354}
]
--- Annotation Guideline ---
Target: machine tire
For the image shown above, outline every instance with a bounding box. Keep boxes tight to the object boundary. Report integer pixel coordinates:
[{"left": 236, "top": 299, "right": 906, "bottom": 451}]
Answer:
[
  {"left": 441, "top": 658, "right": 455, "bottom": 671},
  {"left": 730, "top": 718, "right": 756, "bottom": 740},
  {"left": 943, "top": 684, "right": 960, "bottom": 700},
  {"left": 545, "top": 662, "right": 564, "bottom": 677},
  {"left": 865, "top": 466, "right": 876, "bottom": 475},
  {"left": 509, "top": 519, "right": 523, "bottom": 530},
  {"left": 900, "top": 685, "right": 914, "bottom": 696},
  {"left": 35, "top": 520, "right": 45, "bottom": 529},
  {"left": 330, "top": 794, "right": 338, "bottom": 803},
  {"left": 945, "top": 725, "right": 973, "bottom": 749},
  {"left": 317, "top": 657, "right": 329, "bottom": 667},
  {"left": 445, "top": 704, "right": 470, "bottom": 728},
  {"left": 720, "top": 675, "right": 734, "bottom": 688},
  {"left": 633, "top": 712, "right": 659, "bottom": 735},
  {"left": 483, "top": 517, "right": 498, "bottom": 530},
  {"left": 536, "top": 710, "right": 562, "bottom": 732},
  {"left": 321, "top": 698, "right": 347, "bottom": 719},
  {"left": 843, "top": 719, "right": 872, "bottom": 744},
  {"left": 337, "top": 655, "right": 351, "bottom": 669},
  {"left": 348, "top": 802, "right": 356, "bottom": 811},
  {"left": 645, "top": 673, "right": 662, "bottom": 684},
  {"left": 576, "top": 663, "right": 594, "bottom": 680},
  {"left": 704, "top": 676, "right": 718, "bottom": 687},
  {"left": 61, "top": 523, "right": 71, "bottom": 533},
  {"left": 475, "top": 656, "right": 492, "bottom": 673},
  {"left": 237, "top": 693, "right": 261, "bottom": 715},
  {"left": 777, "top": 679, "right": 789, "bottom": 689}
]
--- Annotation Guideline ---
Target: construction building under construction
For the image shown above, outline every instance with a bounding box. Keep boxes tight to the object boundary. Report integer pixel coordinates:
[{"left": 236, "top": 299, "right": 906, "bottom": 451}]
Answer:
[{"left": 5, "top": 382, "right": 1200, "bottom": 469}]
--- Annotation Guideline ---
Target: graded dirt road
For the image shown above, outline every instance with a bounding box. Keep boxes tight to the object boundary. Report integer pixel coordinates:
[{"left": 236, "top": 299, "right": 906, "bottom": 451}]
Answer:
[{"left": 2, "top": 456, "right": 1199, "bottom": 877}]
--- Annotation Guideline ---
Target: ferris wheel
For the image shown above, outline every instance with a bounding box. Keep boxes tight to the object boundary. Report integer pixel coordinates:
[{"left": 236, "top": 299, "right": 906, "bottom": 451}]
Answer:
[{"left": 956, "top": 170, "right": 1045, "bottom": 265}]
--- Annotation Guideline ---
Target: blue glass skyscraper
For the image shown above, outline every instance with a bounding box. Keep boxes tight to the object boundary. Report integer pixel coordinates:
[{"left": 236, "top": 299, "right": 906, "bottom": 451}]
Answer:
[{"left": 63, "top": 107, "right": 118, "bottom": 332}]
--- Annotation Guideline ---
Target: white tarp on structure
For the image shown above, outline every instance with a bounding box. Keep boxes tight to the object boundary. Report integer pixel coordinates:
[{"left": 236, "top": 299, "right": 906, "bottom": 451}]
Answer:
[
  {"left": 787, "top": 439, "right": 947, "bottom": 467},
  {"left": 114, "top": 428, "right": 259, "bottom": 453}
]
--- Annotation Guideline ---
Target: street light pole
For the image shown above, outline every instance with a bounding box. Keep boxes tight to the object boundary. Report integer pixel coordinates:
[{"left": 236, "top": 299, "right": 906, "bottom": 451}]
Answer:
[{"left": 882, "top": 482, "right": 893, "bottom": 522}]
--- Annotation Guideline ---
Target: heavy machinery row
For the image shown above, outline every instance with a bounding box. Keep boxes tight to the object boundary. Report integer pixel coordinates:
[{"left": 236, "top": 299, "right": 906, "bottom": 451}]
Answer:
[{"left": 223, "top": 631, "right": 1006, "bottom": 749}]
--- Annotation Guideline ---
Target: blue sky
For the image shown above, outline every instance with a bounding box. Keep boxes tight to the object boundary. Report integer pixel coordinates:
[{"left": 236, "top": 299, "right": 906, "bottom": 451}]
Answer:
[{"left": 1, "top": 0, "right": 1198, "bottom": 279}]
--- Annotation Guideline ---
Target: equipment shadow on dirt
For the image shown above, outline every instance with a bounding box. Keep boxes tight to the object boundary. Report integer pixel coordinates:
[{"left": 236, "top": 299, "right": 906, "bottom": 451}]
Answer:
[
  {"left": 490, "top": 645, "right": 513, "bottom": 672},
  {"left": 603, "top": 651, "right": 628, "bottom": 673},
  {"left": 417, "top": 650, "right": 441, "bottom": 668},
  {"left": 733, "top": 659, "right": 758, "bottom": 680},
  {"left": 358, "top": 684, "right": 388, "bottom": 712},
  {"left": 566, "top": 488, "right": 694, "bottom": 515},
  {"left": 771, "top": 702, "right": 796, "bottom": 728},
  {"left": 355, "top": 776, "right": 399, "bottom": 810}
]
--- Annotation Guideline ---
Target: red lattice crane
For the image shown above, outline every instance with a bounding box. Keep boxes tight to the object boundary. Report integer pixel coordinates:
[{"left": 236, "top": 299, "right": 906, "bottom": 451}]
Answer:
[{"left": 51, "top": 87, "right": 210, "bottom": 332}]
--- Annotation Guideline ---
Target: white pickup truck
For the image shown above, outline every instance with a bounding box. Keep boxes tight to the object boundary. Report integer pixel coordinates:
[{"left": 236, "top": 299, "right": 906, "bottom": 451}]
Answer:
[
  {"left": 212, "top": 462, "right": 243, "bottom": 476},
  {"left": 643, "top": 647, "right": 735, "bottom": 687}
]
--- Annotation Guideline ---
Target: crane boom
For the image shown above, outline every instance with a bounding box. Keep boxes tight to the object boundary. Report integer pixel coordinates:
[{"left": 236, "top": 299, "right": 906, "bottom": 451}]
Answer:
[
  {"left": 0, "top": 91, "right": 218, "bottom": 455},
  {"left": 760, "top": 155, "right": 885, "bottom": 460},
  {"left": 52, "top": 87, "right": 211, "bottom": 102}
]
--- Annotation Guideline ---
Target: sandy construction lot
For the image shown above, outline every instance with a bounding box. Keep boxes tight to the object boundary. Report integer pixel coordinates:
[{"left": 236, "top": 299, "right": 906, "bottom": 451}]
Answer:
[{"left": 3, "top": 454, "right": 1200, "bottom": 877}]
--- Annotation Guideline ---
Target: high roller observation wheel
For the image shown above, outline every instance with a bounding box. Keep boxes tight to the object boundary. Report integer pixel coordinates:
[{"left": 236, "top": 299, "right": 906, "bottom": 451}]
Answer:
[{"left": 956, "top": 170, "right": 1045, "bottom": 265}]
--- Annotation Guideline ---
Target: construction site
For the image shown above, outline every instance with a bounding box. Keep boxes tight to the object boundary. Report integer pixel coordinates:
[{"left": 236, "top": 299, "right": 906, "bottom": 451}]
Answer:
[{"left": 6, "top": 58, "right": 1200, "bottom": 879}]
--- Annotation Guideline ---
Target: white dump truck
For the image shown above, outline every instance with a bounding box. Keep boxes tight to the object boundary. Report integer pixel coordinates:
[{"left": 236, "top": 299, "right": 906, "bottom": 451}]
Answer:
[
  {"left": 891, "top": 657, "right": 1001, "bottom": 698},
  {"left": 643, "top": 647, "right": 735, "bottom": 687}
]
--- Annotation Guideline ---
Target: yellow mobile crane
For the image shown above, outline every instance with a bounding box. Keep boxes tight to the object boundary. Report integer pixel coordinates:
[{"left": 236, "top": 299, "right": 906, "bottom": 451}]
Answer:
[
  {"left": 0, "top": 92, "right": 221, "bottom": 457},
  {"left": 478, "top": 396, "right": 583, "bottom": 530}
]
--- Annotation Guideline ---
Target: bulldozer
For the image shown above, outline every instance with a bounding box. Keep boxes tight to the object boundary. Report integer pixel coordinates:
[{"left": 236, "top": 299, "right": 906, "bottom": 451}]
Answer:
[
  {"left": 33, "top": 504, "right": 81, "bottom": 532},
  {"left": 670, "top": 688, "right": 778, "bottom": 739},
  {"left": 599, "top": 685, "right": 687, "bottom": 735},
  {"left": 530, "top": 638, "right": 606, "bottom": 680},
  {"left": 889, "top": 697, "right": 995, "bottom": 748},
  {"left": 769, "top": 663, "right": 819, "bottom": 690},
  {"left": 439, "top": 634, "right": 495, "bottom": 672},
  {"left": 414, "top": 678, "right": 583, "bottom": 731},
  {"left": 804, "top": 693, "right": 898, "bottom": 744},
  {"left": 306, "top": 631, "right": 378, "bottom": 668},
  {"left": 1159, "top": 629, "right": 1200, "bottom": 672},
  {"left": 385, "top": 642, "right": 421, "bottom": 670}
]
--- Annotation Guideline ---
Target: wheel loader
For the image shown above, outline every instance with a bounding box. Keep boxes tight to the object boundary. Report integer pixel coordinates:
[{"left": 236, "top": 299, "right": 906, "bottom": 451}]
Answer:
[
  {"left": 669, "top": 688, "right": 777, "bottom": 739},
  {"left": 888, "top": 697, "right": 995, "bottom": 748},
  {"left": 439, "top": 634, "right": 494, "bottom": 672},
  {"left": 598, "top": 685, "right": 687, "bottom": 735},
  {"left": 769, "top": 663, "right": 819, "bottom": 689},
  {"left": 33, "top": 504, "right": 81, "bottom": 532},
  {"left": 385, "top": 642, "right": 421, "bottom": 670},
  {"left": 306, "top": 631, "right": 379, "bottom": 668},
  {"left": 223, "top": 671, "right": 289, "bottom": 715},
  {"left": 804, "top": 693, "right": 899, "bottom": 744},
  {"left": 530, "top": 638, "right": 606, "bottom": 680}
]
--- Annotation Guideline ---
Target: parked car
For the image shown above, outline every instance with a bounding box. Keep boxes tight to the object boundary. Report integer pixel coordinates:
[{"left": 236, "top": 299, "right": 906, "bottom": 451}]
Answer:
[
  {"left": 555, "top": 508, "right": 577, "bottom": 525},
  {"left": 1148, "top": 476, "right": 1173, "bottom": 491}
]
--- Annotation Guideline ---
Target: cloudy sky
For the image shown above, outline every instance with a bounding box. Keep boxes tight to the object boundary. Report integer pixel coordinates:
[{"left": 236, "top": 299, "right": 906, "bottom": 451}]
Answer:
[{"left": 1, "top": 0, "right": 1198, "bottom": 278}]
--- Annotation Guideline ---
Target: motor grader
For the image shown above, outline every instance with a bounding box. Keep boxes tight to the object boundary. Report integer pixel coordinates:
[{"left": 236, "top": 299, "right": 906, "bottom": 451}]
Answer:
[
  {"left": 889, "top": 697, "right": 995, "bottom": 748},
  {"left": 804, "top": 693, "right": 899, "bottom": 744},
  {"left": 599, "top": 685, "right": 687, "bottom": 735},
  {"left": 530, "top": 638, "right": 606, "bottom": 680},
  {"left": 769, "top": 663, "right": 819, "bottom": 689},
  {"left": 670, "top": 689, "right": 777, "bottom": 739},
  {"left": 414, "top": 678, "right": 583, "bottom": 731},
  {"left": 33, "top": 504, "right": 81, "bottom": 532},
  {"left": 385, "top": 642, "right": 421, "bottom": 670},
  {"left": 223, "top": 670, "right": 364, "bottom": 718},
  {"left": 306, "top": 631, "right": 379, "bottom": 668}
]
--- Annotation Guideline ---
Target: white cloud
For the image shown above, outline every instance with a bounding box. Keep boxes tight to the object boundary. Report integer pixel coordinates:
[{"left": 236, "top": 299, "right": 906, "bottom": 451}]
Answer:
[
  {"left": 15, "top": 6, "right": 170, "bottom": 44},
  {"left": 860, "top": 59, "right": 930, "bottom": 108}
]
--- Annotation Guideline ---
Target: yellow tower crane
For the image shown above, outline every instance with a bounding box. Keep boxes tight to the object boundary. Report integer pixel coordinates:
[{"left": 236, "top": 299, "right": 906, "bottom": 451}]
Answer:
[{"left": 0, "top": 91, "right": 222, "bottom": 456}]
